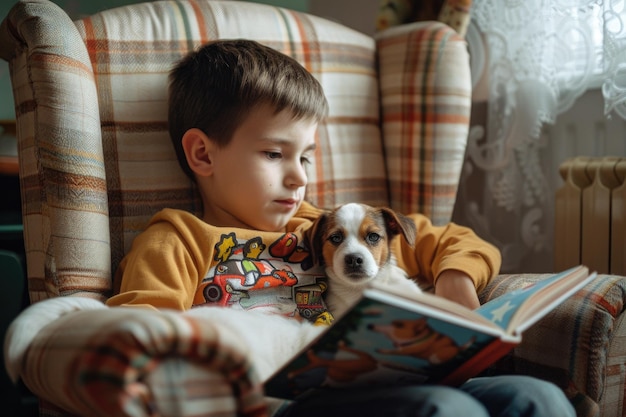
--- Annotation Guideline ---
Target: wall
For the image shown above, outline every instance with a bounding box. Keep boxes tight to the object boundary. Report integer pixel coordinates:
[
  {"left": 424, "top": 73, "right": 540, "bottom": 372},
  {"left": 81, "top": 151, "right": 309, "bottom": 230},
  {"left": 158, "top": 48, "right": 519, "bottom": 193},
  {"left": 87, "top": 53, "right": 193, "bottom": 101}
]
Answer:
[{"left": 309, "top": 0, "right": 379, "bottom": 36}]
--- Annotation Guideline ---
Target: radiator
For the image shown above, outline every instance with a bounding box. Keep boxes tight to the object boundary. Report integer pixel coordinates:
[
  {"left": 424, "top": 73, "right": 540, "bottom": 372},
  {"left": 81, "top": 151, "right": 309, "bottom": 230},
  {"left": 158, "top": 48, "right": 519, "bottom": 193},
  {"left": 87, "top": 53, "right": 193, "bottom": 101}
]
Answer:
[{"left": 555, "top": 157, "right": 626, "bottom": 274}]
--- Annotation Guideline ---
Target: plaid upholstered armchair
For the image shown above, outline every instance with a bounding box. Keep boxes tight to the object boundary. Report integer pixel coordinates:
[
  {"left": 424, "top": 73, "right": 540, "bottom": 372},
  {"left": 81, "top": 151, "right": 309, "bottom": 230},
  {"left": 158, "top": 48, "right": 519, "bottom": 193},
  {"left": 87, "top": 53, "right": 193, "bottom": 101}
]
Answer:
[{"left": 1, "top": 1, "right": 625, "bottom": 416}]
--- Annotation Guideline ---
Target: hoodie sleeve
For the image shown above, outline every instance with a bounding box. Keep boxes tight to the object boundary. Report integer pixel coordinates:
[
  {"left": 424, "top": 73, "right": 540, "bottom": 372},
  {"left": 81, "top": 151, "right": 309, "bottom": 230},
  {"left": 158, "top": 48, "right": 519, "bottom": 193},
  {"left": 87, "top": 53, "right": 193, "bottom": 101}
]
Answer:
[
  {"left": 107, "top": 209, "right": 210, "bottom": 310},
  {"left": 392, "top": 213, "right": 501, "bottom": 292}
]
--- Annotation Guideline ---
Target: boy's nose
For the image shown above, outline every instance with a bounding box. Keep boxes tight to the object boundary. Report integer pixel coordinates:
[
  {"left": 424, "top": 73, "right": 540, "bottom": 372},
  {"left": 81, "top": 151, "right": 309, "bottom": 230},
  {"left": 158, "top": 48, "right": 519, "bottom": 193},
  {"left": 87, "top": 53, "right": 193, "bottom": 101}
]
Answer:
[{"left": 286, "top": 162, "right": 308, "bottom": 188}]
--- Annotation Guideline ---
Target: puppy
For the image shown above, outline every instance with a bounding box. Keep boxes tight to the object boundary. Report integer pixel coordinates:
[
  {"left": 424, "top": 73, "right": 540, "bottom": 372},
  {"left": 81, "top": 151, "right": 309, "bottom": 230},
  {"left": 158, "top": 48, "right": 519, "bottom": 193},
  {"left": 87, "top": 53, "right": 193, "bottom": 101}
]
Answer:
[{"left": 306, "top": 203, "right": 422, "bottom": 317}]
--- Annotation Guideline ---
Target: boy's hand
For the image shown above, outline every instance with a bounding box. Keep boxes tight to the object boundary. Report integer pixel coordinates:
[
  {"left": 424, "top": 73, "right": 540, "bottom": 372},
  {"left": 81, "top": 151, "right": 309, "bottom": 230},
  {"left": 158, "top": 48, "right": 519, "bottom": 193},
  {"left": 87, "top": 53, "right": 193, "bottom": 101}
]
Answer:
[{"left": 435, "top": 270, "right": 480, "bottom": 310}]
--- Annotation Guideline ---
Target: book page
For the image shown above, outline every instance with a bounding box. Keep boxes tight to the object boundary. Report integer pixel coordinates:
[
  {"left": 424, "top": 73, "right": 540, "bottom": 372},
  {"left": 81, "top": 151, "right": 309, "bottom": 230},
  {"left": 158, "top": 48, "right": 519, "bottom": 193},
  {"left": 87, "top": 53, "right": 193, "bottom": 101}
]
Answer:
[
  {"left": 368, "top": 282, "right": 498, "bottom": 329},
  {"left": 475, "top": 265, "right": 594, "bottom": 334},
  {"left": 364, "top": 287, "right": 504, "bottom": 334}
]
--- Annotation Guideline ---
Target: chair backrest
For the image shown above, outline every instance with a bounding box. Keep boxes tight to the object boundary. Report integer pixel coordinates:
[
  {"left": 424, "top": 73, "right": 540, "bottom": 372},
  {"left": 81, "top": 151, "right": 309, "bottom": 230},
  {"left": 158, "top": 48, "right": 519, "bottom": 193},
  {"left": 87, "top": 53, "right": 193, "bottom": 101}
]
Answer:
[{"left": 0, "top": 0, "right": 471, "bottom": 303}]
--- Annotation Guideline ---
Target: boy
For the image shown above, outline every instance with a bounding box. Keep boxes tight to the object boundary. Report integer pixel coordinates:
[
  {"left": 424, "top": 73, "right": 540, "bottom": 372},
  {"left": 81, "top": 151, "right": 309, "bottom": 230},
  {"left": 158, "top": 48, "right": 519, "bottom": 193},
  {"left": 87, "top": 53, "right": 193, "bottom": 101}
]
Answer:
[{"left": 106, "top": 39, "right": 574, "bottom": 417}]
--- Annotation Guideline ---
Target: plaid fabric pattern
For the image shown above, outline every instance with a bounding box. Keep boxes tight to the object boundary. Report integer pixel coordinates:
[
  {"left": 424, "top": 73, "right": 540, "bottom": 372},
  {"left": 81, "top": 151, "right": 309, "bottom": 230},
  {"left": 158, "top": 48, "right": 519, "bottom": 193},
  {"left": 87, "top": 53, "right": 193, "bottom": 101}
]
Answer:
[
  {"left": 3, "top": 0, "right": 111, "bottom": 303},
  {"left": 3, "top": 0, "right": 471, "bottom": 303},
  {"left": 5, "top": 297, "right": 266, "bottom": 417},
  {"left": 376, "top": 22, "right": 471, "bottom": 225},
  {"left": 73, "top": 0, "right": 393, "bottom": 284},
  {"left": 479, "top": 273, "right": 626, "bottom": 417}
]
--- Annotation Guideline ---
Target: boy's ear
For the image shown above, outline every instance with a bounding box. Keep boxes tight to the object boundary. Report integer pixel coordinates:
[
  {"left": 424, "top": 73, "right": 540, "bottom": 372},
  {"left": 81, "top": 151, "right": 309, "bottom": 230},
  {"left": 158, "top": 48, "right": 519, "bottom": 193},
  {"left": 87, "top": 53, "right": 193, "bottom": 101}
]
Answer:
[{"left": 181, "top": 128, "right": 215, "bottom": 177}]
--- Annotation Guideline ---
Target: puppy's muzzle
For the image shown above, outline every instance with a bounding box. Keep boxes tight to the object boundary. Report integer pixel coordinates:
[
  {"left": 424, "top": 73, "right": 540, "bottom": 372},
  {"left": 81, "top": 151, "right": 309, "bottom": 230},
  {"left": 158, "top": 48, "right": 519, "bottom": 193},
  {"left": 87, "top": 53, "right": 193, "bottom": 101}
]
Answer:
[{"left": 344, "top": 253, "right": 367, "bottom": 277}]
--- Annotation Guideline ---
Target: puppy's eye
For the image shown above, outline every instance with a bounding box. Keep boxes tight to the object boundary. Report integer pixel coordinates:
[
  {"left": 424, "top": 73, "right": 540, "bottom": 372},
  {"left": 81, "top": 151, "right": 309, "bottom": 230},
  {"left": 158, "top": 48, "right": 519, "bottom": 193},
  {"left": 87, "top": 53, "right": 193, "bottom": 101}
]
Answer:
[
  {"left": 328, "top": 232, "right": 343, "bottom": 245},
  {"left": 366, "top": 232, "right": 381, "bottom": 245}
]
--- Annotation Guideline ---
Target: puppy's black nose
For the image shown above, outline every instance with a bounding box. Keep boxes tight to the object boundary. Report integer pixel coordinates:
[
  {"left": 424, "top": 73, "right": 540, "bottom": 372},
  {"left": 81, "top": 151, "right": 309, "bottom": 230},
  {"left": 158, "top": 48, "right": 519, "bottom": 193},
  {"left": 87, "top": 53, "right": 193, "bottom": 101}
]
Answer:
[{"left": 345, "top": 254, "right": 363, "bottom": 268}]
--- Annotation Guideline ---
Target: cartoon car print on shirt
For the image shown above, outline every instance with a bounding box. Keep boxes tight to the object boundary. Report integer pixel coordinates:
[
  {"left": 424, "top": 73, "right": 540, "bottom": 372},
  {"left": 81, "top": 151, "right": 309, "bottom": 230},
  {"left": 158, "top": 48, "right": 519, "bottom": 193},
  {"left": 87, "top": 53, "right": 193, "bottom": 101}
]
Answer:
[
  {"left": 195, "top": 232, "right": 330, "bottom": 323},
  {"left": 198, "top": 258, "right": 299, "bottom": 306},
  {"left": 294, "top": 281, "right": 327, "bottom": 320}
]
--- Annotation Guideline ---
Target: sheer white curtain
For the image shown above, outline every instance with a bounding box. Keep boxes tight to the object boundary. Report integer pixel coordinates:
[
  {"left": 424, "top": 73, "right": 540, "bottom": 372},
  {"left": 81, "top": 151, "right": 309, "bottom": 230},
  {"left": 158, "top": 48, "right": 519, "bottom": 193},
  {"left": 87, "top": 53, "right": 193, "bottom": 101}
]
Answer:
[{"left": 455, "top": 0, "right": 626, "bottom": 272}]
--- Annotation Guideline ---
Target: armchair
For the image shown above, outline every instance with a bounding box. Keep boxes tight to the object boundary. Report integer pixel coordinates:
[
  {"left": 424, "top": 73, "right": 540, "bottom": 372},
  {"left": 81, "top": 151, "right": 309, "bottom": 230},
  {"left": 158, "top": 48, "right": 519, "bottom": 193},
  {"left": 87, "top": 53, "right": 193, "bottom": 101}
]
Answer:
[{"left": 1, "top": 1, "right": 624, "bottom": 417}]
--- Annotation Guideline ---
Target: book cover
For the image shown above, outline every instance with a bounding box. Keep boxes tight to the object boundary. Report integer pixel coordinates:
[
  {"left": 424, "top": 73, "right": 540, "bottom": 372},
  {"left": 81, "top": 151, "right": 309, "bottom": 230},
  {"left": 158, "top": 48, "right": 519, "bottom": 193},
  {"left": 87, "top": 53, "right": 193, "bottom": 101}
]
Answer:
[{"left": 264, "top": 265, "right": 596, "bottom": 399}]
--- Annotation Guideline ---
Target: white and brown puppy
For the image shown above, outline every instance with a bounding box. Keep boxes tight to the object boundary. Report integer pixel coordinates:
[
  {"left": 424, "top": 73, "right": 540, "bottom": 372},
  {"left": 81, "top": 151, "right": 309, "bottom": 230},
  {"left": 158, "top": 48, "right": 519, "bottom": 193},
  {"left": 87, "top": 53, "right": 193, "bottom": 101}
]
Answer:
[{"left": 307, "top": 203, "right": 423, "bottom": 318}]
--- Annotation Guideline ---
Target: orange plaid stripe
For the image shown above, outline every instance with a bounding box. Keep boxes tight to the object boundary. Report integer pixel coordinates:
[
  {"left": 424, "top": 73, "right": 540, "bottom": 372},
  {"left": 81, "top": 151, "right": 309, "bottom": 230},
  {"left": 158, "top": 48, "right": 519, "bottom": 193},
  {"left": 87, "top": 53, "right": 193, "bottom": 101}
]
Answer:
[{"left": 377, "top": 21, "right": 471, "bottom": 224}]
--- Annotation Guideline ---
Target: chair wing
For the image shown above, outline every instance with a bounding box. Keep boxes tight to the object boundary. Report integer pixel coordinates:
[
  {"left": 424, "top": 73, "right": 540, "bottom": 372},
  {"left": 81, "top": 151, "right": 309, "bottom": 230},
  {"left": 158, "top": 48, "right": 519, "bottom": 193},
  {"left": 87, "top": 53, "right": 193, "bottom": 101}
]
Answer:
[
  {"left": 377, "top": 22, "right": 471, "bottom": 223},
  {"left": 0, "top": 0, "right": 110, "bottom": 302}
]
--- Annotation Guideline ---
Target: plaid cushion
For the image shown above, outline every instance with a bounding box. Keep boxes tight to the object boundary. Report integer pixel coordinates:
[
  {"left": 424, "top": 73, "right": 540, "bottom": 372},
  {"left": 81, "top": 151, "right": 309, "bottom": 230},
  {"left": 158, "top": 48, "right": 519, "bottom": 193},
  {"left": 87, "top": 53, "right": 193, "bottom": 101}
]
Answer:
[
  {"left": 74, "top": 0, "right": 391, "bottom": 284},
  {"left": 376, "top": 21, "right": 471, "bottom": 225}
]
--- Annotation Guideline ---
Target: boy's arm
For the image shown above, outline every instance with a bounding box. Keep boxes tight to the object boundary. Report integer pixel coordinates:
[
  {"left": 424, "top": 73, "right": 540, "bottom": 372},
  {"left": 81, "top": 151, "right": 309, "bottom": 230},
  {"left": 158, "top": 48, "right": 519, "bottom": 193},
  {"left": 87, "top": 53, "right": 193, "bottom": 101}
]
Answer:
[
  {"left": 393, "top": 214, "right": 501, "bottom": 309},
  {"left": 435, "top": 270, "right": 481, "bottom": 310}
]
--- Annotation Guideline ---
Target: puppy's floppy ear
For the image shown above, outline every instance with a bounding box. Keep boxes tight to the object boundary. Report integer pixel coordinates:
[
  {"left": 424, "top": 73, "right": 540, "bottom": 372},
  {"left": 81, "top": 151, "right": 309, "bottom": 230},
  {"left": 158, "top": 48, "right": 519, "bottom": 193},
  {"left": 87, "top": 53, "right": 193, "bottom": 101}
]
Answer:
[
  {"left": 304, "top": 212, "right": 330, "bottom": 266},
  {"left": 379, "top": 208, "right": 417, "bottom": 247}
]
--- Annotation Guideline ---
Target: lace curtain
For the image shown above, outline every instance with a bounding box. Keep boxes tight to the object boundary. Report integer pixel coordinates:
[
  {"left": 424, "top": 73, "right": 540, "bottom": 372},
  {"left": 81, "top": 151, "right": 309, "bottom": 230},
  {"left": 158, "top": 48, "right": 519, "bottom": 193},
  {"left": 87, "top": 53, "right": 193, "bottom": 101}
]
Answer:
[{"left": 455, "top": 0, "right": 626, "bottom": 272}]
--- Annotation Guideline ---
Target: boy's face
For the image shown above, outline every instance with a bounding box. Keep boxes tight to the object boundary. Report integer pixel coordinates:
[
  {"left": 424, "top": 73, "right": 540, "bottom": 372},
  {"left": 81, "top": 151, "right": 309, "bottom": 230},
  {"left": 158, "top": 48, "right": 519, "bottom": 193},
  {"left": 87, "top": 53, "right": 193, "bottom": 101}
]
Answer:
[{"left": 200, "top": 104, "right": 318, "bottom": 232}]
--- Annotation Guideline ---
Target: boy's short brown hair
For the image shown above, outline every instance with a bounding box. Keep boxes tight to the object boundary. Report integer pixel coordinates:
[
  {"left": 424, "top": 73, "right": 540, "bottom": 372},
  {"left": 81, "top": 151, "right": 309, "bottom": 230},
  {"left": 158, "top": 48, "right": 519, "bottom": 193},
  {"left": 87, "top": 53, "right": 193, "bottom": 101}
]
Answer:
[{"left": 168, "top": 39, "right": 329, "bottom": 180}]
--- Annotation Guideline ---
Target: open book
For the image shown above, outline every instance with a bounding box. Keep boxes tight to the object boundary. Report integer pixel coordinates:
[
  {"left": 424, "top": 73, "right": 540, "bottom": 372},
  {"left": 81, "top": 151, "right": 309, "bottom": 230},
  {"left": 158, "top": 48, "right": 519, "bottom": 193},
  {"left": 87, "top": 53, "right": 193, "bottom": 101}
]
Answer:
[{"left": 264, "top": 265, "right": 596, "bottom": 399}]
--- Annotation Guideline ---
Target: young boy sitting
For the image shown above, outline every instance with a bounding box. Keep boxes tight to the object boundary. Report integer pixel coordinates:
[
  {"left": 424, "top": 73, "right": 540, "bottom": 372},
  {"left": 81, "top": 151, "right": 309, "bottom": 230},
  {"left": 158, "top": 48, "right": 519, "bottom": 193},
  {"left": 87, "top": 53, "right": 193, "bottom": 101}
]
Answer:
[{"left": 106, "top": 39, "right": 575, "bottom": 417}]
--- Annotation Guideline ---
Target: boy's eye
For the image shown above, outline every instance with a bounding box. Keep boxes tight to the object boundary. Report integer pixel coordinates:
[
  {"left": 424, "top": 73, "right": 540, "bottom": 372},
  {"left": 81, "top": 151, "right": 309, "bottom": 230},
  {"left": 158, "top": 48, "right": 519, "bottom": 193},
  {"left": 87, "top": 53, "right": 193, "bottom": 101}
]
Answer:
[
  {"left": 301, "top": 155, "right": 312, "bottom": 165},
  {"left": 265, "top": 151, "right": 282, "bottom": 160}
]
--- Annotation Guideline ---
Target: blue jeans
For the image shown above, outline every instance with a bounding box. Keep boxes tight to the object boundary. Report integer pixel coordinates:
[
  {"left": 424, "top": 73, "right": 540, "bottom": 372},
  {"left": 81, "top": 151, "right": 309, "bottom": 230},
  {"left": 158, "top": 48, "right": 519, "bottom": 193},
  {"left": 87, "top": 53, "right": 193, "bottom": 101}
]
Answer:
[{"left": 274, "top": 375, "right": 576, "bottom": 417}]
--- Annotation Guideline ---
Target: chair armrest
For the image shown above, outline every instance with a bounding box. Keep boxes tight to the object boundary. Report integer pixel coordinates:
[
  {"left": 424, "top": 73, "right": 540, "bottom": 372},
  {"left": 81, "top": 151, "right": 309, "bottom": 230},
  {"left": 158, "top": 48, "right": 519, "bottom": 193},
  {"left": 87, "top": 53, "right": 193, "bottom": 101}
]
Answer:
[
  {"left": 479, "top": 273, "right": 626, "bottom": 417},
  {"left": 376, "top": 21, "right": 471, "bottom": 225},
  {"left": 4, "top": 298, "right": 267, "bottom": 417},
  {"left": 1, "top": 0, "right": 111, "bottom": 303}
]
